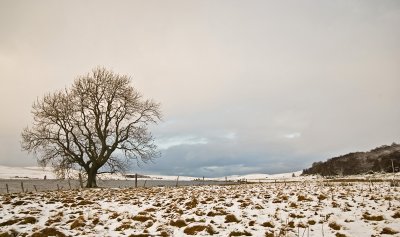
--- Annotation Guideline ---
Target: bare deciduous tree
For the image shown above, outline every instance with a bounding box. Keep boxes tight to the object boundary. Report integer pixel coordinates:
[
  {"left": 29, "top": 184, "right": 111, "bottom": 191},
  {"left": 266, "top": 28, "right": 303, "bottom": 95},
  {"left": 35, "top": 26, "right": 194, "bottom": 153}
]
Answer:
[{"left": 21, "top": 67, "right": 161, "bottom": 188}]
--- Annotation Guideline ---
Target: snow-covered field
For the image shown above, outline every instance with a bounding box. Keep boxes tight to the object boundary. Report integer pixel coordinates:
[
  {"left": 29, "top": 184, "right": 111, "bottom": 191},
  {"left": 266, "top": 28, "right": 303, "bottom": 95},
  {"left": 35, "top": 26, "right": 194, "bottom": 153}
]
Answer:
[
  {"left": 1, "top": 181, "right": 399, "bottom": 236},
  {"left": 0, "top": 165, "right": 302, "bottom": 181}
]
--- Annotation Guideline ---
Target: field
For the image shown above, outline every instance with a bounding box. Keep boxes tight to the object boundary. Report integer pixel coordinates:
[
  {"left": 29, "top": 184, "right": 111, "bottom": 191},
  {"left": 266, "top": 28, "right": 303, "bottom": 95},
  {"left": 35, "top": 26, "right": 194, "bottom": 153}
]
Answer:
[
  {"left": 0, "top": 179, "right": 231, "bottom": 194},
  {"left": 1, "top": 180, "right": 400, "bottom": 236}
]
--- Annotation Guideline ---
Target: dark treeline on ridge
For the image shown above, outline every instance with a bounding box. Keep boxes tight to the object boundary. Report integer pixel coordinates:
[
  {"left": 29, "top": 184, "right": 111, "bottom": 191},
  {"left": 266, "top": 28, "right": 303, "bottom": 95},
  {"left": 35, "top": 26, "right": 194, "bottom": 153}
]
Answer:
[{"left": 303, "top": 143, "right": 400, "bottom": 176}]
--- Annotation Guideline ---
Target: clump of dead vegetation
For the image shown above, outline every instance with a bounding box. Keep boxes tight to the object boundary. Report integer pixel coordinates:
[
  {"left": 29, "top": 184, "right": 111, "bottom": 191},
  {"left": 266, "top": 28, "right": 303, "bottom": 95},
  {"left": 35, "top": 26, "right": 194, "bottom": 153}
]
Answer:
[{"left": 183, "top": 224, "right": 217, "bottom": 235}]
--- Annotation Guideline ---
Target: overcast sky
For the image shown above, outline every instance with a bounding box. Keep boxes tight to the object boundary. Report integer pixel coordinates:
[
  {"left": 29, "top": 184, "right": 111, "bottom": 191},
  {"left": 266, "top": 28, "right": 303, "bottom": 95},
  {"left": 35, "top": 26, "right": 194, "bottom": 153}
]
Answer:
[{"left": 0, "top": 0, "right": 399, "bottom": 177}]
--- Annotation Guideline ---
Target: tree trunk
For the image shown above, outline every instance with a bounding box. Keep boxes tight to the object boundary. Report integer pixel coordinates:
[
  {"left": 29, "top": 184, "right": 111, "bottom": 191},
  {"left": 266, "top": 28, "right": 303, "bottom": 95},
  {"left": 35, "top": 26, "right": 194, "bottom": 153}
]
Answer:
[{"left": 86, "top": 168, "right": 98, "bottom": 188}]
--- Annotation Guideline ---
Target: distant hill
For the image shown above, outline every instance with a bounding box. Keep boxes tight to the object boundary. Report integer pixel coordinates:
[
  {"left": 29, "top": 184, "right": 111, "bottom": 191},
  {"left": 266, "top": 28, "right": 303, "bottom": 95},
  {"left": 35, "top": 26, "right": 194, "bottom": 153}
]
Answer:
[{"left": 302, "top": 143, "right": 400, "bottom": 176}]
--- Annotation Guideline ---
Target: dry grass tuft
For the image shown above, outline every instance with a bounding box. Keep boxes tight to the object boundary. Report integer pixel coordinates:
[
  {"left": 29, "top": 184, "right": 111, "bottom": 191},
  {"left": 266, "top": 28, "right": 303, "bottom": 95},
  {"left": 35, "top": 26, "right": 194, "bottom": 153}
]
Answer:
[
  {"left": 335, "top": 233, "right": 347, "bottom": 237},
  {"left": 31, "top": 227, "right": 66, "bottom": 237},
  {"left": 265, "top": 231, "right": 274, "bottom": 237},
  {"left": 225, "top": 214, "right": 240, "bottom": 223},
  {"left": 185, "top": 198, "right": 198, "bottom": 209},
  {"left": 0, "top": 219, "right": 21, "bottom": 227},
  {"left": 115, "top": 223, "right": 132, "bottom": 231},
  {"left": 392, "top": 211, "right": 400, "bottom": 219},
  {"left": 183, "top": 225, "right": 217, "bottom": 235},
  {"left": 328, "top": 222, "right": 341, "bottom": 230},
  {"left": 262, "top": 221, "right": 275, "bottom": 228},
  {"left": 109, "top": 212, "right": 119, "bottom": 219},
  {"left": 287, "top": 221, "right": 295, "bottom": 228},
  {"left": 70, "top": 216, "right": 85, "bottom": 229},
  {"left": 362, "top": 213, "right": 384, "bottom": 221},
  {"left": 229, "top": 230, "right": 252, "bottom": 236},
  {"left": 170, "top": 219, "right": 187, "bottom": 228},
  {"left": 159, "top": 231, "right": 170, "bottom": 237},
  {"left": 297, "top": 222, "right": 307, "bottom": 228},
  {"left": 289, "top": 213, "right": 305, "bottom": 218},
  {"left": 307, "top": 219, "right": 316, "bottom": 225},
  {"left": 12, "top": 200, "right": 27, "bottom": 206},
  {"left": 133, "top": 215, "right": 154, "bottom": 222},
  {"left": 46, "top": 212, "right": 63, "bottom": 226},
  {"left": 318, "top": 194, "right": 327, "bottom": 200},
  {"left": 297, "top": 195, "right": 308, "bottom": 201},
  {"left": 92, "top": 217, "right": 100, "bottom": 225},
  {"left": 77, "top": 200, "right": 94, "bottom": 205},
  {"left": 19, "top": 217, "right": 37, "bottom": 225},
  {"left": 380, "top": 227, "right": 399, "bottom": 235}
]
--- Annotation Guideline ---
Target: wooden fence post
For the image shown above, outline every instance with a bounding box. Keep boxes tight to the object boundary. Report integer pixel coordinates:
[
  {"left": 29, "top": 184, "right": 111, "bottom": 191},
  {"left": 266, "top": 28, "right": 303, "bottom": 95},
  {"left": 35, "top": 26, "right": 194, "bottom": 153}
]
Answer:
[
  {"left": 68, "top": 179, "right": 71, "bottom": 190},
  {"left": 6, "top": 184, "right": 9, "bottom": 194},
  {"left": 143, "top": 180, "right": 147, "bottom": 188},
  {"left": 21, "top": 181, "right": 24, "bottom": 193},
  {"left": 176, "top": 176, "right": 179, "bottom": 187},
  {"left": 33, "top": 185, "right": 37, "bottom": 192},
  {"left": 79, "top": 173, "right": 83, "bottom": 188},
  {"left": 57, "top": 184, "right": 60, "bottom": 191},
  {"left": 135, "top": 173, "right": 138, "bottom": 188}
]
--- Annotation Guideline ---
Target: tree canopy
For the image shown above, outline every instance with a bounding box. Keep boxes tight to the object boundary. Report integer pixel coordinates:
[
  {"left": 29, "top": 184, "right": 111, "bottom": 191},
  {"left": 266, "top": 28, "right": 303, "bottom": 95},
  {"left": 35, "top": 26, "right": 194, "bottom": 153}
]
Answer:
[{"left": 21, "top": 67, "right": 161, "bottom": 187}]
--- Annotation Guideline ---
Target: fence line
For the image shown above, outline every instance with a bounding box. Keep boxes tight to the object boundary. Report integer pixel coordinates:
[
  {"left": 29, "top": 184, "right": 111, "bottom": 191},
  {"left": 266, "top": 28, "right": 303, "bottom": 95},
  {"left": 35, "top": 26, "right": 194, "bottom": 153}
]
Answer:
[{"left": 0, "top": 178, "right": 235, "bottom": 194}]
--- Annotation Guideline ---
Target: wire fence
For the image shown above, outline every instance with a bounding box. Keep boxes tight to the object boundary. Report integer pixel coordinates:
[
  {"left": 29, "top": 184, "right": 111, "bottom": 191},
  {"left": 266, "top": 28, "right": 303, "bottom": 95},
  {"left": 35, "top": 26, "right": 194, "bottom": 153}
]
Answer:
[{"left": 0, "top": 178, "right": 234, "bottom": 194}]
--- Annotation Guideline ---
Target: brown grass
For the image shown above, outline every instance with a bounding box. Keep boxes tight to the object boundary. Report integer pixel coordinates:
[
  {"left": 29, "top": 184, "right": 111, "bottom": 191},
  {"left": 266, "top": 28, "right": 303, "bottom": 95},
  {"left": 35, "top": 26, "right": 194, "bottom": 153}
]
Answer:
[
  {"left": 392, "top": 212, "right": 400, "bottom": 219},
  {"left": 307, "top": 219, "right": 316, "bottom": 225},
  {"left": 19, "top": 217, "right": 37, "bottom": 225},
  {"left": 115, "top": 223, "right": 132, "bottom": 231},
  {"left": 381, "top": 227, "right": 399, "bottom": 235},
  {"left": 318, "top": 194, "right": 327, "bottom": 200},
  {"left": 362, "top": 213, "right": 384, "bottom": 221},
  {"left": 335, "top": 233, "right": 347, "bottom": 237},
  {"left": 133, "top": 215, "right": 153, "bottom": 222},
  {"left": 12, "top": 200, "right": 26, "bottom": 206},
  {"left": 77, "top": 200, "right": 94, "bottom": 205},
  {"left": 297, "top": 222, "right": 307, "bottom": 228},
  {"left": 31, "top": 227, "right": 66, "bottom": 237},
  {"left": 229, "top": 230, "right": 252, "bottom": 236},
  {"left": 329, "top": 222, "right": 341, "bottom": 230},
  {"left": 46, "top": 212, "right": 63, "bottom": 226},
  {"left": 297, "top": 195, "right": 308, "bottom": 201},
  {"left": 170, "top": 219, "right": 187, "bottom": 228},
  {"left": 109, "top": 212, "right": 119, "bottom": 219},
  {"left": 159, "top": 231, "right": 170, "bottom": 237},
  {"left": 185, "top": 198, "right": 198, "bottom": 209},
  {"left": 289, "top": 213, "right": 305, "bottom": 218},
  {"left": 0, "top": 219, "right": 21, "bottom": 227},
  {"left": 184, "top": 225, "right": 217, "bottom": 235},
  {"left": 70, "top": 216, "right": 85, "bottom": 229},
  {"left": 92, "top": 218, "right": 100, "bottom": 225},
  {"left": 225, "top": 214, "right": 240, "bottom": 223},
  {"left": 144, "top": 207, "right": 157, "bottom": 212},
  {"left": 265, "top": 231, "right": 274, "bottom": 237},
  {"left": 262, "top": 221, "right": 275, "bottom": 228}
]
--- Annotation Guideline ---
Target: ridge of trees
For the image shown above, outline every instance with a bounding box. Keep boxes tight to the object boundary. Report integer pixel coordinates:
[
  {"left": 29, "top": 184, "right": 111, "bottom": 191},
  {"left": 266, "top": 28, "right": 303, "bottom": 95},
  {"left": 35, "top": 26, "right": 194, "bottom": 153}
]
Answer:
[{"left": 302, "top": 143, "right": 400, "bottom": 176}]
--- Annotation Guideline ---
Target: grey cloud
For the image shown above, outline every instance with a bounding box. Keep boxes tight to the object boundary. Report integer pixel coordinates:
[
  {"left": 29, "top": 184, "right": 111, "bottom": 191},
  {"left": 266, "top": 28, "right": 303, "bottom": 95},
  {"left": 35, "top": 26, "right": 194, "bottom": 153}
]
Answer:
[{"left": 0, "top": 0, "right": 399, "bottom": 176}]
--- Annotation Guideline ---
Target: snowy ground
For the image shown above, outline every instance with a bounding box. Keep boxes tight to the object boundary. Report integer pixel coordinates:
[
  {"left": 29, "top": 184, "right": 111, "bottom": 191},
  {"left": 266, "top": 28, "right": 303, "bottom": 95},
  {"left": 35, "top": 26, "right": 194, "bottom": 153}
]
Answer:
[
  {"left": 0, "top": 165, "right": 306, "bottom": 181},
  {"left": 1, "top": 181, "right": 399, "bottom": 236}
]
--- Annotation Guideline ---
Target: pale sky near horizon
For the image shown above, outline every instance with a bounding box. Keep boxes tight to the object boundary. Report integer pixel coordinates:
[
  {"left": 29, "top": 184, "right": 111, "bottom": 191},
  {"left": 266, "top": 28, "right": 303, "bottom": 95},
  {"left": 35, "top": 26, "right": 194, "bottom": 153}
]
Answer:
[{"left": 0, "top": 0, "right": 399, "bottom": 177}]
